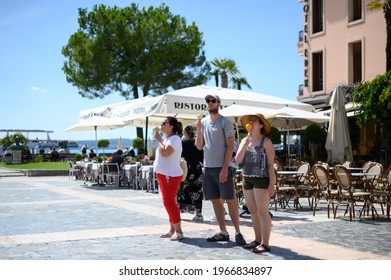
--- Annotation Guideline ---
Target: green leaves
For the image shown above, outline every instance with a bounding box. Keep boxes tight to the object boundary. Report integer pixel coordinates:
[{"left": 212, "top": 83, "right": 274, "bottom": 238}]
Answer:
[
  {"left": 352, "top": 71, "right": 391, "bottom": 137},
  {"left": 62, "top": 3, "right": 209, "bottom": 100}
]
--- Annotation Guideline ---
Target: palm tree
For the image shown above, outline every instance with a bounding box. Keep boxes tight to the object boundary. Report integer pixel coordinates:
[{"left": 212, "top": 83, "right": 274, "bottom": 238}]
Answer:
[
  {"left": 210, "top": 69, "right": 220, "bottom": 87},
  {"left": 211, "top": 58, "right": 240, "bottom": 88},
  {"left": 232, "top": 76, "right": 252, "bottom": 90},
  {"left": 369, "top": 0, "right": 391, "bottom": 70}
]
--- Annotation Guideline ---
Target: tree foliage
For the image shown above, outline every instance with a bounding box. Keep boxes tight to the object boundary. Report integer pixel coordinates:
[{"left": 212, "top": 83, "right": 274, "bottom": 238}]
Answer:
[
  {"left": 368, "top": 0, "right": 391, "bottom": 71},
  {"left": 211, "top": 58, "right": 239, "bottom": 88},
  {"left": 268, "top": 127, "right": 281, "bottom": 145},
  {"left": 352, "top": 71, "right": 391, "bottom": 138},
  {"left": 232, "top": 76, "right": 252, "bottom": 90},
  {"left": 132, "top": 137, "right": 144, "bottom": 150},
  {"left": 62, "top": 3, "right": 210, "bottom": 100},
  {"left": 97, "top": 139, "right": 110, "bottom": 149},
  {"left": 0, "top": 133, "right": 28, "bottom": 148},
  {"left": 304, "top": 124, "right": 327, "bottom": 144}
]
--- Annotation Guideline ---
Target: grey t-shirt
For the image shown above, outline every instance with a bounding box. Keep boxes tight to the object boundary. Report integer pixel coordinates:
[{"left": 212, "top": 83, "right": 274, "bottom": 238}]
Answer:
[{"left": 201, "top": 115, "right": 235, "bottom": 168}]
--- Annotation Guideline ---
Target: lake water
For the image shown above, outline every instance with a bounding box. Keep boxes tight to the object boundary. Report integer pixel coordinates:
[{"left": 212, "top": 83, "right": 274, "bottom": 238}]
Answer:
[{"left": 31, "top": 138, "right": 157, "bottom": 156}]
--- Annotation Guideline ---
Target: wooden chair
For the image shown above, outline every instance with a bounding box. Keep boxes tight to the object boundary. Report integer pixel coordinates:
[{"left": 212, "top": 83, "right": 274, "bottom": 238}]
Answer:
[
  {"left": 334, "top": 165, "right": 373, "bottom": 221},
  {"left": 234, "top": 171, "right": 244, "bottom": 204},
  {"left": 272, "top": 169, "right": 296, "bottom": 211},
  {"left": 365, "top": 162, "right": 383, "bottom": 190},
  {"left": 382, "top": 166, "right": 391, "bottom": 218},
  {"left": 317, "top": 161, "right": 330, "bottom": 172},
  {"left": 361, "top": 161, "right": 374, "bottom": 173},
  {"left": 371, "top": 165, "right": 390, "bottom": 218},
  {"left": 294, "top": 162, "right": 312, "bottom": 208},
  {"left": 312, "top": 164, "right": 339, "bottom": 218}
]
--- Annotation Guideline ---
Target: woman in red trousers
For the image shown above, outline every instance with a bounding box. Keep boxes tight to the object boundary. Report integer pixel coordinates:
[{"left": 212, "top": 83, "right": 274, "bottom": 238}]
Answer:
[{"left": 153, "top": 116, "right": 184, "bottom": 241}]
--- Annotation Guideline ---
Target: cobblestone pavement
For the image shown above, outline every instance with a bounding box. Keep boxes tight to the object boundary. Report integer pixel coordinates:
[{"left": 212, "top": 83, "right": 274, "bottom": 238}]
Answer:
[{"left": 0, "top": 171, "right": 390, "bottom": 260}]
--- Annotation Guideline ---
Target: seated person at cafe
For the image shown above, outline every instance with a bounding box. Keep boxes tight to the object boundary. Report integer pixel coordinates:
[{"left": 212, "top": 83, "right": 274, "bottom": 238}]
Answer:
[
  {"left": 49, "top": 146, "right": 60, "bottom": 161},
  {"left": 137, "top": 149, "right": 150, "bottom": 165},
  {"left": 123, "top": 148, "right": 136, "bottom": 163},
  {"left": 125, "top": 148, "right": 135, "bottom": 158},
  {"left": 110, "top": 149, "right": 127, "bottom": 168},
  {"left": 89, "top": 148, "right": 97, "bottom": 160}
]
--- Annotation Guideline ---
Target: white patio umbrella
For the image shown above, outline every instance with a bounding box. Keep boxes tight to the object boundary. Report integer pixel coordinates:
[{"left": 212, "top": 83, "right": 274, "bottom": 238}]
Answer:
[
  {"left": 80, "top": 86, "right": 313, "bottom": 149},
  {"left": 219, "top": 104, "right": 279, "bottom": 139},
  {"left": 84, "top": 85, "right": 313, "bottom": 128},
  {"left": 118, "top": 136, "right": 123, "bottom": 150},
  {"left": 265, "top": 106, "right": 330, "bottom": 164},
  {"left": 219, "top": 104, "right": 278, "bottom": 118},
  {"left": 64, "top": 116, "right": 125, "bottom": 155},
  {"left": 325, "top": 86, "right": 353, "bottom": 163}
]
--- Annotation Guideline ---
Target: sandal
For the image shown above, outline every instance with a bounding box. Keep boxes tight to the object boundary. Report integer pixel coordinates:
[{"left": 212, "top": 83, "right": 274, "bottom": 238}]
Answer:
[
  {"left": 243, "top": 240, "right": 260, "bottom": 250},
  {"left": 251, "top": 244, "right": 271, "bottom": 254},
  {"left": 160, "top": 232, "right": 174, "bottom": 238},
  {"left": 170, "top": 232, "right": 184, "bottom": 241}
]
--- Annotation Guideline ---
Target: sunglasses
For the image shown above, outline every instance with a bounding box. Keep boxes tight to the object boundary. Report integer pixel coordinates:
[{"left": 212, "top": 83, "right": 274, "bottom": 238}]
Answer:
[
  {"left": 161, "top": 121, "right": 170, "bottom": 126},
  {"left": 206, "top": 99, "right": 217, "bottom": 104}
]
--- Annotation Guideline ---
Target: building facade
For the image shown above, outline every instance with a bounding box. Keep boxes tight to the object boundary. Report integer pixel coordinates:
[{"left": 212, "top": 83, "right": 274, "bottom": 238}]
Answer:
[{"left": 296, "top": 0, "right": 387, "bottom": 162}]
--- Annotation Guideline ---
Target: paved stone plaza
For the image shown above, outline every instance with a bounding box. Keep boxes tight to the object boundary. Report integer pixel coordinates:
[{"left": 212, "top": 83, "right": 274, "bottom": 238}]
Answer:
[{"left": 0, "top": 168, "right": 390, "bottom": 260}]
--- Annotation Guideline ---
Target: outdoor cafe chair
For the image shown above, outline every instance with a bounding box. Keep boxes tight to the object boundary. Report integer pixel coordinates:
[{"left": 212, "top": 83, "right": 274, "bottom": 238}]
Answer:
[
  {"left": 361, "top": 161, "right": 374, "bottom": 173},
  {"left": 272, "top": 169, "right": 297, "bottom": 211},
  {"left": 82, "top": 162, "right": 94, "bottom": 183},
  {"left": 312, "top": 164, "right": 339, "bottom": 218},
  {"left": 370, "top": 164, "right": 389, "bottom": 218},
  {"left": 364, "top": 162, "right": 383, "bottom": 190},
  {"left": 334, "top": 165, "right": 374, "bottom": 221},
  {"left": 234, "top": 170, "right": 244, "bottom": 204},
  {"left": 294, "top": 162, "right": 312, "bottom": 208},
  {"left": 68, "top": 160, "right": 80, "bottom": 180},
  {"left": 102, "top": 162, "right": 121, "bottom": 187}
]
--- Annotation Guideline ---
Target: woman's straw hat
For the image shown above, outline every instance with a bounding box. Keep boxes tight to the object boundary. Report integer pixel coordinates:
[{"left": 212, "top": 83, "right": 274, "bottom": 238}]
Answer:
[{"left": 240, "top": 113, "right": 271, "bottom": 135}]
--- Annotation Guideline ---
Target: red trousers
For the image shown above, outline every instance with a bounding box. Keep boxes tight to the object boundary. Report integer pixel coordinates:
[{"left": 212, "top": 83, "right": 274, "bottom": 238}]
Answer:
[{"left": 156, "top": 173, "right": 183, "bottom": 224}]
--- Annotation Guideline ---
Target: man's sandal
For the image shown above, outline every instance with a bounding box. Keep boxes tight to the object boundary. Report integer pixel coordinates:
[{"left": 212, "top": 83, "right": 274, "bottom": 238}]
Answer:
[{"left": 251, "top": 244, "right": 271, "bottom": 254}]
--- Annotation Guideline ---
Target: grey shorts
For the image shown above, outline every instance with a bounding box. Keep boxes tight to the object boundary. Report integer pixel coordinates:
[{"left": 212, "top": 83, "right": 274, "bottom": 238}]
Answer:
[
  {"left": 202, "top": 167, "right": 235, "bottom": 200},
  {"left": 243, "top": 176, "right": 270, "bottom": 190}
]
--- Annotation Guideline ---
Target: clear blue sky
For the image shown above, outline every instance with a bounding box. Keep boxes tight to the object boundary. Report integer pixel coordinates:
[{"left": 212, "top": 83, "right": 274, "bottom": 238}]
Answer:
[{"left": 0, "top": 0, "right": 304, "bottom": 141}]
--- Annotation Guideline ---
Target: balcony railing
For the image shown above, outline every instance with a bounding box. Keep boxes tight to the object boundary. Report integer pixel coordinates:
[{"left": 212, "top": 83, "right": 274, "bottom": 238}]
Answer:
[
  {"left": 298, "top": 30, "right": 304, "bottom": 43},
  {"left": 298, "top": 84, "right": 304, "bottom": 96}
]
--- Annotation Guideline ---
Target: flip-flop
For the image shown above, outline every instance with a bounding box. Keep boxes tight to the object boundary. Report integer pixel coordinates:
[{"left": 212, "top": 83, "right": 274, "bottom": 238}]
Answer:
[{"left": 251, "top": 244, "right": 271, "bottom": 253}]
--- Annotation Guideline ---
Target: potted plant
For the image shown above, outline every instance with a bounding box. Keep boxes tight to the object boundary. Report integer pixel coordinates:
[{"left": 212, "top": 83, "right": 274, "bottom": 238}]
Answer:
[
  {"left": 132, "top": 137, "right": 144, "bottom": 152},
  {"left": 304, "top": 124, "right": 327, "bottom": 162}
]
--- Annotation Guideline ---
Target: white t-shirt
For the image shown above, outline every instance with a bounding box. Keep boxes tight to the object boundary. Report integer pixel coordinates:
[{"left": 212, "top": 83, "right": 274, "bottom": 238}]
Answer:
[
  {"left": 153, "top": 135, "right": 183, "bottom": 177},
  {"left": 139, "top": 155, "right": 150, "bottom": 164}
]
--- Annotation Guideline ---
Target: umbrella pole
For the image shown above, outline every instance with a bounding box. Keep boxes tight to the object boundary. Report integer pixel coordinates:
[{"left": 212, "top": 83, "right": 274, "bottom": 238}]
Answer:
[
  {"left": 234, "top": 117, "right": 240, "bottom": 140},
  {"left": 286, "top": 119, "right": 291, "bottom": 166},
  {"left": 145, "top": 117, "right": 149, "bottom": 154},
  {"left": 95, "top": 126, "right": 98, "bottom": 156}
]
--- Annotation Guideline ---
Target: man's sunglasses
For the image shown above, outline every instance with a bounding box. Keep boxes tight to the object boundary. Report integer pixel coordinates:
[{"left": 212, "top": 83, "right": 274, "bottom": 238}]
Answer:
[{"left": 206, "top": 99, "right": 217, "bottom": 104}]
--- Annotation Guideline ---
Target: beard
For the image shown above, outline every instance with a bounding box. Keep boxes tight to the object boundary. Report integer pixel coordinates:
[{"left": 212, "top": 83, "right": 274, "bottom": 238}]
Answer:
[{"left": 208, "top": 107, "right": 219, "bottom": 114}]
